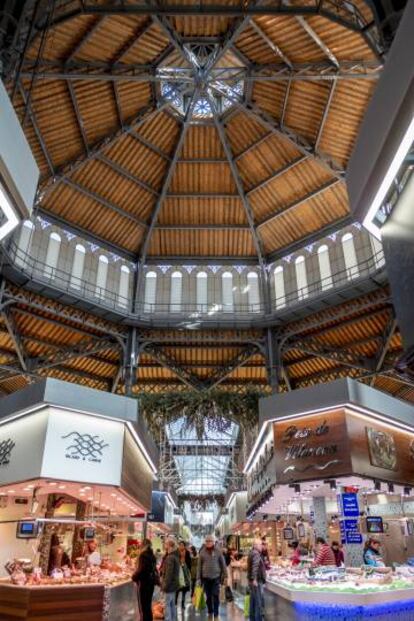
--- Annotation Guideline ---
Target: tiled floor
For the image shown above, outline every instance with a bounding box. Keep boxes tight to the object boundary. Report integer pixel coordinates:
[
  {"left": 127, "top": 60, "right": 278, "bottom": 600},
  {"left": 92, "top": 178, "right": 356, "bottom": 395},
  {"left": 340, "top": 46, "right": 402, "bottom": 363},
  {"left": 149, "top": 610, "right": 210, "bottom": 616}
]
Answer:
[{"left": 183, "top": 602, "right": 245, "bottom": 620}]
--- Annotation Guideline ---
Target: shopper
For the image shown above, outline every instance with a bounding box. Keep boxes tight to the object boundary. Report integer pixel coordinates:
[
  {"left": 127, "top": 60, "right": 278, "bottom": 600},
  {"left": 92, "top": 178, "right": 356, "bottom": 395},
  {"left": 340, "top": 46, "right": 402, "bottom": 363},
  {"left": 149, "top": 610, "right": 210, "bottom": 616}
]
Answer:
[
  {"left": 261, "top": 537, "right": 271, "bottom": 570},
  {"left": 176, "top": 541, "right": 191, "bottom": 611},
  {"left": 289, "top": 541, "right": 301, "bottom": 567},
  {"left": 189, "top": 545, "right": 198, "bottom": 597},
  {"left": 363, "top": 538, "right": 385, "bottom": 567},
  {"left": 133, "top": 538, "right": 159, "bottom": 621},
  {"left": 312, "top": 537, "right": 336, "bottom": 567},
  {"left": 247, "top": 539, "right": 266, "bottom": 621},
  {"left": 197, "top": 534, "right": 226, "bottom": 621},
  {"left": 161, "top": 539, "right": 180, "bottom": 621},
  {"left": 331, "top": 541, "right": 345, "bottom": 567}
]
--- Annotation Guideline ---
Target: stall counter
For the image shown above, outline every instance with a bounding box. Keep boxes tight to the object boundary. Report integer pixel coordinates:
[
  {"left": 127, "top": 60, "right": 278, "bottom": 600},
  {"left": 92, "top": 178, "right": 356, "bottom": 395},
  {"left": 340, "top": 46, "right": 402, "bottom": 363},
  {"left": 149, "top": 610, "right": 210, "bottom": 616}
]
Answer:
[
  {"left": 0, "top": 579, "right": 138, "bottom": 621},
  {"left": 264, "top": 569, "right": 414, "bottom": 620}
]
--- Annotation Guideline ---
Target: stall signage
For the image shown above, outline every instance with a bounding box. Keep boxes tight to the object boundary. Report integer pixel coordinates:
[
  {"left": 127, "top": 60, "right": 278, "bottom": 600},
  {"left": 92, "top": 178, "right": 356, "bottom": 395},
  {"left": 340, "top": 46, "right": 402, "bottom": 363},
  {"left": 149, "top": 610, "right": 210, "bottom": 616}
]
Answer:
[
  {"left": 281, "top": 420, "right": 337, "bottom": 460},
  {"left": 61, "top": 431, "right": 109, "bottom": 463},
  {"left": 345, "top": 531, "right": 363, "bottom": 544},
  {"left": 339, "top": 492, "right": 359, "bottom": 517},
  {"left": 344, "top": 519, "right": 358, "bottom": 530},
  {"left": 339, "top": 520, "right": 346, "bottom": 544}
]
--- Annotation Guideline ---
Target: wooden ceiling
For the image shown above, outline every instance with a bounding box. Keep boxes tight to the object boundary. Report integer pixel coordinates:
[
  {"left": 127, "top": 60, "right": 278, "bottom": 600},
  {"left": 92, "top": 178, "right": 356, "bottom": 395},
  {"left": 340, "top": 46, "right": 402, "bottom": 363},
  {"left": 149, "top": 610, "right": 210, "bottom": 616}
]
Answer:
[
  {"left": 1, "top": 282, "right": 413, "bottom": 406},
  {"left": 9, "top": 1, "right": 381, "bottom": 260}
]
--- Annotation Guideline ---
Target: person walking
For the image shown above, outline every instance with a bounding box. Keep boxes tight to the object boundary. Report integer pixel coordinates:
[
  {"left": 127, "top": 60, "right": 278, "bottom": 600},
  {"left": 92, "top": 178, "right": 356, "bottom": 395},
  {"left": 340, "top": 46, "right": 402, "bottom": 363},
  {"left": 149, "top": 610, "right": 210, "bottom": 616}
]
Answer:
[
  {"left": 161, "top": 539, "right": 180, "bottom": 621},
  {"left": 197, "top": 534, "right": 226, "bottom": 621},
  {"left": 247, "top": 539, "right": 266, "bottom": 621},
  {"left": 189, "top": 545, "right": 198, "bottom": 598},
  {"left": 176, "top": 541, "right": 191, "bottom": 612},
  {"left": 133, "top": 538, "right": 159, "bottom": 621}
]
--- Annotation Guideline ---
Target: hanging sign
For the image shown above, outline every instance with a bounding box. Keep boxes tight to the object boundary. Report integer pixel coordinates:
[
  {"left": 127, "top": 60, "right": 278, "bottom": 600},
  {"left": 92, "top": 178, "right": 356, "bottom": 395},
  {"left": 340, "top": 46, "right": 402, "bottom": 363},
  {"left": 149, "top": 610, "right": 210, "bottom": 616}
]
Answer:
[
  {"left": 339, "top": 492, "right": 359, "bottom": 517},
  {"left": 345, "top": 531, "right": 363, "bottom": 545}
]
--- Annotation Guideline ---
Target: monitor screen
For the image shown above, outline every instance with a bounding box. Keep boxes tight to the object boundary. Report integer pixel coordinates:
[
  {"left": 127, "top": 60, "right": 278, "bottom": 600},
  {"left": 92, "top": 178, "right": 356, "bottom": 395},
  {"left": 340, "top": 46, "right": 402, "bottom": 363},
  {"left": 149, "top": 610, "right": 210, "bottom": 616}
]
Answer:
[
  {"left": 283, "top": 527, "right": 294, "bottom": 540},
  {"left": 407, "top": 519, "right": 414, "bottom": 536},
  {"left": 366, "top": 516, "right": 384, "bottom": 533},
  {"left": 84, "top": 527, "right": 96, "bottom": 541},
  {"left": 16, "top": 521, "right": 39, "bottom": 539}
]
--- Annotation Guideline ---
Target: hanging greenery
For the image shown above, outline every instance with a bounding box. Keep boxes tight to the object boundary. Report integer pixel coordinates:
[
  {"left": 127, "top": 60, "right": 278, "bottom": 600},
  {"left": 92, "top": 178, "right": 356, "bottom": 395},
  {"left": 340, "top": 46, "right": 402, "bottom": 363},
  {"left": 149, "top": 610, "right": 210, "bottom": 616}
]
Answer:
[
  {"left": 178, "top": 494, "right": 225, "bottom": 512},
  {"left": 139, "top": 388, "right": 263, "bottom": 440}
]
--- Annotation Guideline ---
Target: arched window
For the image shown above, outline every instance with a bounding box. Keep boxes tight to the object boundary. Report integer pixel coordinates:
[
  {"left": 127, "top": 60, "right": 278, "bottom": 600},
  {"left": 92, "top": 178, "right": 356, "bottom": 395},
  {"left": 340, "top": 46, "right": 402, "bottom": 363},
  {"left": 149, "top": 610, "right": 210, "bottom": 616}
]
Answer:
[
  {"left": 44, "top": 232, "right": 61, "bottom": 278},
  {"left": 17, "top": 220, "right": 35, "bottom": 265},
  {"left": 118, "top": 265, "right": 130, "bottom": 308},
  {"left": 95, "top": 255, "right": 109, "bottom": 299},
  {"left": 342, "top": 232, "right": 359, "bottom": 280},
  {"left": 274, "top": 265, "right": 286, "bottom": 309},
  {"left": 247, "top": 272, "right": 260, "bottom": 312},
  {"left": 144, "top": 271, "right": 157, "bottom": 312},
  {"left": 170, "top": 271, "right": 182, "bottom": 312},
  {"left": 222, "top": 271, "right": 234, "bottom": 312},
  {"left": 295, "top": 255, "right": 308, "bottom": 300},
  {"left": 70, "top": 243, "right": 85, "bottom": 290},
  {"left": 196, "top": 271, "right": 208, "bottom": 312},
  {"left": 317, "top": 244, "right": 333, "bottom": 291},
  {"left": 370, "top": 234, "right": 385, "bottom": 269}
]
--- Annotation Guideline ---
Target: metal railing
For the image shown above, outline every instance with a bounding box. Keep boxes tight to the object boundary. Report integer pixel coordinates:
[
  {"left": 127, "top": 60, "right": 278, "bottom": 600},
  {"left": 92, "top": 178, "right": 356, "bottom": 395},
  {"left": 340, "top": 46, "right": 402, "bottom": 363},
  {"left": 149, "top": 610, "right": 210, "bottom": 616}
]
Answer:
[{"left": 3, "top": 238, "right": 386, "bottom": 323}]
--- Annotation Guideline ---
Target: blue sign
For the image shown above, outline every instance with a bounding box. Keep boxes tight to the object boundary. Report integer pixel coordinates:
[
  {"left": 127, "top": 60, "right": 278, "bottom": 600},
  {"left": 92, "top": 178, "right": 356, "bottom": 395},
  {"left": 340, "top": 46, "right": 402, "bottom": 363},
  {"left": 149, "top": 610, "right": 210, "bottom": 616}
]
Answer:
[
  {"left": 345, "top": 531, "right": 363, "bottom": 544},
  {"left": 339, "top": 521, "right": 346, "bottom": 544},
  {"left": 340, "top": 493, "right": 360, "bottom": 517},
  {"left": 344, "top": 519, "right": 358, "bottom": 530},
  {"left": 309, "top": 510, "right": 315, "bottom": 524}
]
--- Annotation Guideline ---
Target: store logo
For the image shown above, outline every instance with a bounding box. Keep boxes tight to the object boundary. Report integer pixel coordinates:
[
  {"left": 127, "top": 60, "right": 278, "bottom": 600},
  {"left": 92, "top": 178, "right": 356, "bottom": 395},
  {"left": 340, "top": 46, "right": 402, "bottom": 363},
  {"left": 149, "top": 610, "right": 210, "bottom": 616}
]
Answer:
[
  {"left": 61, "top": 432, "right": 109, "bottom": 463},
  {"left": 0, "top": 439, "right": 15, "bottom": 467}
]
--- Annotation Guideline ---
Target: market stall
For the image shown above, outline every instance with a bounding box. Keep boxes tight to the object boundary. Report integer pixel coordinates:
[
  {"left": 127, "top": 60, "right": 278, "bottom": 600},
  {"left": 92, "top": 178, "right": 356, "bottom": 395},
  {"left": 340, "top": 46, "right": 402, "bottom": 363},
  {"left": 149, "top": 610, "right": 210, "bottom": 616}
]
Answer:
[
  {"left": 0, "top": 379, "right": 157, "bottom": 620},
  {"left": 242, "top": 379, "right": 414, "bottom": 620}
]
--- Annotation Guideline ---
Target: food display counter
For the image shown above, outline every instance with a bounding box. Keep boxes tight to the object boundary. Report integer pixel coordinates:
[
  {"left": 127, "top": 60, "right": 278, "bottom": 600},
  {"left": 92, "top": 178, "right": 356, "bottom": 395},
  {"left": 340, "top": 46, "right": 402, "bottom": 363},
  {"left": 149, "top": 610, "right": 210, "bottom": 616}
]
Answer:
[
  {"left": 0, "top": 578, "right": 137, "bottom": 621},
  {"left": 264, "top": 566, "right": 414, "bottom": 620}
]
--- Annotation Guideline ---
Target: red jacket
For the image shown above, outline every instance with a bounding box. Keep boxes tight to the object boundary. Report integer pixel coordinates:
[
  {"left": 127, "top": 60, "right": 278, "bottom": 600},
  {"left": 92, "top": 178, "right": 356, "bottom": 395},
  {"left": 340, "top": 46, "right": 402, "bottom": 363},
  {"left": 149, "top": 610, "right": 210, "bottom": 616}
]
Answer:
[{"left": 313, "top": 544, "right": 336, "bottom": 567}]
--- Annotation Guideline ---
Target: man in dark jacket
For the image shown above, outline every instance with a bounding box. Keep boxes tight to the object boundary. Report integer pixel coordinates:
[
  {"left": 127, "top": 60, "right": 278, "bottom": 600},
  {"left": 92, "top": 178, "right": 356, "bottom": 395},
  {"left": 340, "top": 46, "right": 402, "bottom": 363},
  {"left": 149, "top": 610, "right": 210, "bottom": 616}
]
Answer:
[
  {"left": 161, "top": 539, "right": 180, "bottom": 621},
  {"left": 132, "top": 539, "right": 158, "bottom": 621},
  {"left": 247, "top": 539, "right": 266, "bottom": 621},
  {"left": 197, "top": 534, "right": 226, "bottom": 621}
]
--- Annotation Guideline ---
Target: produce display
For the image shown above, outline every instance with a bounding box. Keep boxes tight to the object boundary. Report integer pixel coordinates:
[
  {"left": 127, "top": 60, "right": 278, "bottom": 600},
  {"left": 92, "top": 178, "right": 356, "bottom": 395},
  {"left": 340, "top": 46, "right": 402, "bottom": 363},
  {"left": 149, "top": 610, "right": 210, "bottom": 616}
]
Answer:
[
  {"left": 266, "top": 566, "right": 414, "bottom": 594},
  {"left": 5, "top": 558, "right": 131, "bottom": 587}
]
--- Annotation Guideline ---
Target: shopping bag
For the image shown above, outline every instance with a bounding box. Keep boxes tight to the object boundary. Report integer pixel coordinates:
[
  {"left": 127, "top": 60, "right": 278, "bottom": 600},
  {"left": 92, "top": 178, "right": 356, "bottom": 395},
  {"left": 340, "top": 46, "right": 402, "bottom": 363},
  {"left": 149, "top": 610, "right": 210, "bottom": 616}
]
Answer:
[
  {"left": 220, "top": 584, "right": 226, "bottom": 603},
  {"left": 243, "top": 594, "right": 250, "bottom": 618},
  {"left": 225, "top": 586, "right": 234, "bottom": 603},
  {"left": 194, "top": 585, "right": 206, "bottom": 611}
]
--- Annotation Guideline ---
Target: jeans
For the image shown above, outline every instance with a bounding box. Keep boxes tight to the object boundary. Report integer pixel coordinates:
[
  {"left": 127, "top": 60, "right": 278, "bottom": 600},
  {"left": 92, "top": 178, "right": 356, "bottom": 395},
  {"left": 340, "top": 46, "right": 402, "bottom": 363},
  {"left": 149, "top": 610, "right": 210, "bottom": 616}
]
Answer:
[
  {"left": 175, "top": 587, "right": 189, "bottom": 608},
  {"left": 137, "top": 582, "right": 155, "bottom": 621},
  {"left": 203, "top": 577, "right": 220, "bottom": 616},
  {"left": 165, "top": 592, "right": 177, "bottom": 621},
  {"left": 249, "top": 584, "right": 263, "bottom": 621}
]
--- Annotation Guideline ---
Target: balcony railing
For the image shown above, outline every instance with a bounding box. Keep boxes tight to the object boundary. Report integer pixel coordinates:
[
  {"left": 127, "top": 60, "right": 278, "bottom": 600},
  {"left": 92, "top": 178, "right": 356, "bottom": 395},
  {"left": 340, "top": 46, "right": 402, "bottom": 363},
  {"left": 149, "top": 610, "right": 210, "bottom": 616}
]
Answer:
[{"left": 2, "top": 239, "right": 386, "bottom": 324}]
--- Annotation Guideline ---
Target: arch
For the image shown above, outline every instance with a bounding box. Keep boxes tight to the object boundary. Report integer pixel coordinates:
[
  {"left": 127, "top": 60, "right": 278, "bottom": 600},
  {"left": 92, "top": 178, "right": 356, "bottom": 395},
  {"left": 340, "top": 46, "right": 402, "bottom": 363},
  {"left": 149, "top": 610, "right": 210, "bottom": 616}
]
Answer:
[
  {"left": 44, "top": 231, "right": 61, "bottom": 278},
  {"left": 317, "top": 244, "right": 333, "bottom": 291},
  {"left": 170, "top": 271, "right": 183, "bottom": 312},
  {"left": 341, "top": 232, "right": 359, "bottom": 280},
  {"left": 70, "top": 243, "right": 86, "bottom": 290},
  {"left": 17, "top": 220, "right": 35, "bottom": 264},
  {"left": 295, "top": 255, "right": 308, "bottom": 300},
  {"left": 222, "top": 271, "right": 234, "bottom": 312},
  {"left": 274, "top": 265, "right": 286, "bottom": 309},
  {"left": 370, "top": 234, "right": 385, "bottom": 269},
  {"left": 247, "top": 271, "right": 260, "bottom": 312},
  {"left": 196, "top": 271, "right": 208, "bottom": 312},
  {"left": 118, "top": 264, "right": 130, "bottom": 308},
  {"left": 144, "top": 271, "right": 157, "bottom": 313},
  {"left": 95, "top": 254, "right": 109, "bottom": 299}
]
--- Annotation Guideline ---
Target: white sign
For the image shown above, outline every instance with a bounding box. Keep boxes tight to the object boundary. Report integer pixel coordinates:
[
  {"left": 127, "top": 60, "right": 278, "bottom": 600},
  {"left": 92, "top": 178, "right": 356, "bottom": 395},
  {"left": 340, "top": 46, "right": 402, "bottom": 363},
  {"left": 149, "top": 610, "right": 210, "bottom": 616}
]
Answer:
[
  {"left": 0, "top": 410, "right": 48, "bottom": 485},
  {"left": 42, "top": 408, "right": 124, "bottom": 486}
]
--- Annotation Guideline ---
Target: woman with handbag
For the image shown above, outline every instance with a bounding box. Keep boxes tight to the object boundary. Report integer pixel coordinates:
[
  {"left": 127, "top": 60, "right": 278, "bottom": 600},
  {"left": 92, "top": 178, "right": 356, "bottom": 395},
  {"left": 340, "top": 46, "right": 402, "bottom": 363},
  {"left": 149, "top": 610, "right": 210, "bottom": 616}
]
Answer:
[
  {"left": 133, "top": 539, "right": 159, "bottom": 621},
  {"left": 175, "top": 541, "right": 191, "bottom": 612}
]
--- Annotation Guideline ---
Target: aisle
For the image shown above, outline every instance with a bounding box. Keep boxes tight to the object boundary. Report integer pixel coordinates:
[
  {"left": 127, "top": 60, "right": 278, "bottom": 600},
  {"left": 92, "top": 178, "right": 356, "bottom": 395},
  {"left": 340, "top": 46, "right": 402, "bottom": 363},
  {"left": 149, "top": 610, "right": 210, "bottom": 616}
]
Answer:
[{"left": 183, "top": 602, "right": 245, "bottom": 621}]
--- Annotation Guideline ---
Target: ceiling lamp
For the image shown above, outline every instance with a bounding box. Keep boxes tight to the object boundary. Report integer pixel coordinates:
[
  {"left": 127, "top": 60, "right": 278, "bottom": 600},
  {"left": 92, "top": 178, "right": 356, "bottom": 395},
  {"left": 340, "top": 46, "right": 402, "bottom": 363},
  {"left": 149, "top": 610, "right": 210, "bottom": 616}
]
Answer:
[{"left": 0, "top": 81, "right": 39, "bottom": 241}]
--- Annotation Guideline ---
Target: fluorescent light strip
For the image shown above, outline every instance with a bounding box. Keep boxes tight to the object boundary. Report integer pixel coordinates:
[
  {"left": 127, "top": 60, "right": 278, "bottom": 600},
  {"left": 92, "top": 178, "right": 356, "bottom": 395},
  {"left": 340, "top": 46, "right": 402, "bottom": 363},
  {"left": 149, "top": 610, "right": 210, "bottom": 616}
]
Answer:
[
  {"left": 363, "top": 114, "right": 414, "bottom": 240},
  {"left": 0, "top": 183, "right": 20, "bottom": 241},
  {"left": 244, "top": 402, "right": 414, "bottom": 474}
]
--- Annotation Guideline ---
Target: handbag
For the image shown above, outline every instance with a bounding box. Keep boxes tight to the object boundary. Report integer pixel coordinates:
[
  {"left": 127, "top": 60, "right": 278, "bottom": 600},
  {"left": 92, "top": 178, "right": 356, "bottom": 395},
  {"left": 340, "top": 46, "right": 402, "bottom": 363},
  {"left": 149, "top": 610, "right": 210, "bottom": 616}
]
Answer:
[
  {"left": 243, "top": 594, "right": 250, "bottom": 618},
  {"left": 194, "top": 585, "right": 206, "bottom": 611}
]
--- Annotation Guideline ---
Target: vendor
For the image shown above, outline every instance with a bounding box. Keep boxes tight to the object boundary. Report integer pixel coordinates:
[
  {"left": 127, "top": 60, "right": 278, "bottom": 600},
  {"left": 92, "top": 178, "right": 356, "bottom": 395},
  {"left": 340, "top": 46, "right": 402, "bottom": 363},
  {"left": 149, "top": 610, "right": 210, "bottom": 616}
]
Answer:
[
  {"left": 86, "top": 540, "right": 102, "bottom": 566},
  {"left": 331, "top": 541, "right": 345, "bottom": 567},
  {"left": 289, "top": 541, "right": 301, "bottom": 567},
  {"left": 48, "top": 534, "right": 70, "bottom": 574},
  {"left": 312, "top": 537, "right": 336, "bottom": 567},
  {"left": 363, "top": 538, "right": 385, "bottom": 567}
]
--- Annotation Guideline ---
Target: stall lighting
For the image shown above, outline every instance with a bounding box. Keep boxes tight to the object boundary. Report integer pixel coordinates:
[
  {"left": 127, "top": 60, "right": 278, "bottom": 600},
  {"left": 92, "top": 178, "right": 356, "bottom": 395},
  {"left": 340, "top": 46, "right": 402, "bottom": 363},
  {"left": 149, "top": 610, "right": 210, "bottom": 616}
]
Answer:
[
  {"left": 387, "top": 482, "right": 394, "bottom": 493},
  {"left": 374, "top": 480, "right": 381, "bottom": 491},
  {"left": 404, "top": 486, "right": 412, "bottom": 496}
]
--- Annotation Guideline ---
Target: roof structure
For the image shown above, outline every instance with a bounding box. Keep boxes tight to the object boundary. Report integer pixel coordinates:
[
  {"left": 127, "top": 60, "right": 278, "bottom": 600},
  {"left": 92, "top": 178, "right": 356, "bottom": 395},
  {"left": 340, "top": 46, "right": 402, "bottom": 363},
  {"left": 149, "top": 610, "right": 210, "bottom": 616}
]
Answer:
[{"left": 9, "top": 0, "right": 381, "bottom": 263}]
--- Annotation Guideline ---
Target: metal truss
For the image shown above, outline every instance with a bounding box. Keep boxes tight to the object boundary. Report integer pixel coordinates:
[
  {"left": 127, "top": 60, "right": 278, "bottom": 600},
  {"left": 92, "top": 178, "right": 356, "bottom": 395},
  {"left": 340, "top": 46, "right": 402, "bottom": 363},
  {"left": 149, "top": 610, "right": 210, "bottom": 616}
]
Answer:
[
  {"left": 369, "top": 316, "right": 398, "bottom": 387},
  {"left": 204, "top": 344, "right": 261, "bottom": 389}
]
